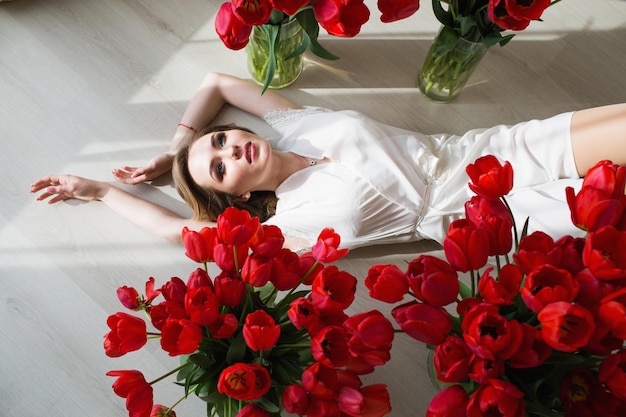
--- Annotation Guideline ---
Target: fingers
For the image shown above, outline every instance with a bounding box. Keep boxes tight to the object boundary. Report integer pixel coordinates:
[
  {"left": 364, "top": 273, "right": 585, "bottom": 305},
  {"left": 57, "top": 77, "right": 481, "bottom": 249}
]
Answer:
[
  {"left": 31, "top": 185, "right": 67, "bottom": 204},
  {"left": 30, "top": 176, "right": 60, "bottom": 193},
  {"left": 112, "top": 166, "right": 146, "bottom": 184}
]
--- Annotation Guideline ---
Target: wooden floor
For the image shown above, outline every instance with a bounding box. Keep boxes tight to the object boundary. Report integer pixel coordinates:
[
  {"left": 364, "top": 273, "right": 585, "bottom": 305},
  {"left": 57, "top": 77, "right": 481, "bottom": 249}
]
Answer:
[{"left": 1, "top": 0, "right": 625, "bottom": 415}]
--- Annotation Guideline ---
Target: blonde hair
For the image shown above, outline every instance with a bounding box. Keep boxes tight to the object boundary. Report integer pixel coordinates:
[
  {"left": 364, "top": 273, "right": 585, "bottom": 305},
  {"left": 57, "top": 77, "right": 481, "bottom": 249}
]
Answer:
[{"left": 172, "top": 124, "right": 278, "bottom": 222}]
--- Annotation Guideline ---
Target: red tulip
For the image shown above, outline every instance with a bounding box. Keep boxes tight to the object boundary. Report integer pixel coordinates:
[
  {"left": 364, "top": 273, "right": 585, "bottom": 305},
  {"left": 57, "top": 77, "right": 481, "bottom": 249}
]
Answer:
[
  {"left": 311, "top": 325, "right": 350, "bottom": 368},
  {"left": 478, "top": 264, "right": 523, "bottom": 306},
  {"left": 184, "top": 286, "right": 219, "bottom": 326},
  {"left": 151, "top": 404, "right": 176, "bottom": 417},
  {"left": 282, "top": 384, "right": 310, "bottom": 415},
  {"left": 406, "top": 255, "right": 459, "bottom": 306},
  {"left": 466, "top": 379, "right": 525, "bottom": 417},
  {"left": 231, "top": 0, "right": 273, "bottom": 26},
  {"left": 434, "top": 336, "right": 472, "bottom": 383},
  {"left": 313, "top": 0, "right": 371, "bottom": 38},
  {"left": 468, "top": 355, "right": 504, "bottom": 384},
  {"left": 358, "top": 384, "right": 392, "bottom": 417},
  {"left": 116, "top": 285, "right": 141, "bottom": 310},
  {"left": 504, "top": 0, "right": 551, "bottom": 20},
  {"left": 215, "top": 3, "right": 253, "bottom": 50},
  {"left": 554, "top": 235, "right": 585, "bottom": 276},
  {"left": 104, "top": 312, "right": 147, "bottom": 357},
  {"left": 160, "top": 318, "right": 203, "bottom": 356},
  {"left": 311, "top": 265, "right": 357, "bottom": 311},
  {"left": 217, "top": 363, "right": 271, "bottom": 401},
  {"left": 583, "top": 226, "right": 626, "bottom": 280},
  {"left": 461, "top": 304, "right": 524, "bottom": 361},
  {"left": 599, "top": 350, "right": 626, "bottom": 400},
  {"left": 599, "top": 293, "right": 626, "bottom": 340},
  {"left": 207, "top": 313, "right": 239, "bottom": 339},
  {"left": 464, "top": 195, "right": 513, "bottom": 255},
  {"left": 106, "top": 370, "right": 153, "bottom": 417},
  {"left": 182, "top": 226, "right": 218, "bottom": 263},
  {"left": 288, "top": 297, "right": 322, "bottom": 333},
  {"left": 443, "top": 219, "right": 490, "bottom": 272},
  {"left": 237, "top": 404, "right": 270, "bottom": 417},
  {"left": 507, "top": 323, "right": 551, "bottom": 369},
  {"left": 214, "top": 272, "right": 246, "bottom": 307},
  {"left": 513, "top": 231, "right": 560, "bottom": 275},
  {"left": 306, "top": 397, "right": 340, "bottom": 417},
  {"left": 365, "top": 263, "right": 409, "bottom": 303},
  {"left": 243, "top": 310, "right": 281, "bottom": 351},
  {"left": 312, "top": 227, "right": 350, "bottom": 262},
  {"left": 560, "top": 368, "right": 622, "bottom": 417},
  {"left": 521, "top": 264, "right": 580, "bottom": 313},
  {"left": 344, "top": 310, "right": 394, "bottom": 369},
  {"left": 426, "top": 385, "right": 469, "bottom": 417},
  {"left": 149, "top": 301, "right": 188, "bottom": 330},
  {"left": 186, "top": 267, "right": 213, "bottom": 291},
  {"left": 217, "top": 207, "right": 261, "bottom": 246},
  {"left": 241, "top": 253, "right": 272, "bottom": 287},
  {"left": 301, "top": 362, "right": 338, "bottom": 399},
  {"left": 269, "top": 248, "right": 301, "bottom": 290},
  {"left": 377, "top": 0, "right": 419, "bottom": 23},
  {"left": 249, "top": 224, "right": 284, "bottom": 257},
  {"left": 391, "top": 301, "right": 453, "bottom": 345},
  {"left": 487, "top": 0, "right": 531, "bottom": 31},
  {"left": 466, "top": 155, "right": 514, "bottom": 199},
  {"left": 538, "top": 302, "right": 595, "bottom": 352},
  {"left": 160, "top": 276, "right": 187, "bottom": 305}
]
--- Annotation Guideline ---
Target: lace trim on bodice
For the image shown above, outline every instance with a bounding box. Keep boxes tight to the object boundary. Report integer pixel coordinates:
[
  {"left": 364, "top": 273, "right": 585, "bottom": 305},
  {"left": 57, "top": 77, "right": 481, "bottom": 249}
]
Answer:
[{"left": 263, "top": 106, "right": 330, "bottom": 126}]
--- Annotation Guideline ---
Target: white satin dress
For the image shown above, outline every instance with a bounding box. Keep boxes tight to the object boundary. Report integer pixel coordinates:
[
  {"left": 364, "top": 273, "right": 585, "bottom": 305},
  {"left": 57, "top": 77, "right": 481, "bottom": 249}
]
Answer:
[{"left": 262, "top": 107, "right": 584, "bottom": 249}]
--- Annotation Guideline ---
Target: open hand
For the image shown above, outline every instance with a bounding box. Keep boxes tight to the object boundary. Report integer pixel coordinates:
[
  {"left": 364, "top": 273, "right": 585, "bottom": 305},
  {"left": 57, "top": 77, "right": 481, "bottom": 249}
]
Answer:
[
  {"left": 30, "top": 175, "right": 110, "bottom": 203},
  {"left": 112, "top": 153, "right": 174, "bottom": 185}
]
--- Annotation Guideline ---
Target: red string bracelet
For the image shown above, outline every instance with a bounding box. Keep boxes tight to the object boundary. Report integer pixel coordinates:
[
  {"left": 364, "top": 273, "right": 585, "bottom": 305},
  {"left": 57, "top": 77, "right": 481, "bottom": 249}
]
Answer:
[{"left": 178, "top": 123, "right": 197, "bottom": 132}]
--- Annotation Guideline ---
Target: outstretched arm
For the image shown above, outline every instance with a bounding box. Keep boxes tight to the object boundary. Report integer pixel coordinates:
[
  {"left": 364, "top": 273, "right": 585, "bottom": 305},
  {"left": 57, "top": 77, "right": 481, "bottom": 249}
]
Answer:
[
  {"left": 30, "top": 175, "right": 214, "bottom": 243},
  {"left": 113, "top": 72, "right": 302, "bottom": 184}
]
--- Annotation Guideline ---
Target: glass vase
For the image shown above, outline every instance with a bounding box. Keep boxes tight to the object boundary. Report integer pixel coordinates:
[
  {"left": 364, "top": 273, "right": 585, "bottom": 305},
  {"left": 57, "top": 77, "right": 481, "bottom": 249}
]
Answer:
[
  {"left": 418, "top": 26, "right": 488, "bottom": 102},
  {"left": 246, "top": 18, "right": 304, "bottom": 90}
]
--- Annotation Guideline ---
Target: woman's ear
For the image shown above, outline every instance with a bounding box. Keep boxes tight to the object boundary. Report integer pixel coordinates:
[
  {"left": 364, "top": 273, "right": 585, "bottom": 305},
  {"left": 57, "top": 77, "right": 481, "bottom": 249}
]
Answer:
[{"left": 234, "top": 191, "right": 251, "bottom": 202}]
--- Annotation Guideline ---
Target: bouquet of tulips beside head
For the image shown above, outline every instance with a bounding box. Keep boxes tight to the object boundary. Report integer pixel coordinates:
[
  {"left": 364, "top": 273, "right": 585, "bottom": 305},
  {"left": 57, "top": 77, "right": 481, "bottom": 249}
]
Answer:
[
  {"left": 215, "top": 0, "right": 421, "bottom": 91},
  {"left": 104, "top": 207, "right": 395, "bottom": 417},
  {"left": 364, "top": 155, "right": 626, "bottom": 417}
]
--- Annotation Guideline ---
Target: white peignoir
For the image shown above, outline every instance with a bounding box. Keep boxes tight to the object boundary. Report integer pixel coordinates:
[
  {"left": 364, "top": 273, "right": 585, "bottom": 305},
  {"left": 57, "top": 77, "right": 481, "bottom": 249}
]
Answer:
[{"left": 262, "top": 107, "right": 585, "bottom": 249}]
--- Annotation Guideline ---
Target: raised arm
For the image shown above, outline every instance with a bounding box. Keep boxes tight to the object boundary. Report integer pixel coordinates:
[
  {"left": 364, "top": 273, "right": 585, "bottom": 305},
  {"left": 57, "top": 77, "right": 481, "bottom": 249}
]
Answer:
[
  {"left": 30, "top": 175, "right": 213, "bottom": 243},
  {"left": 113, "top": 72, "right": 302, "bottom": 184}
]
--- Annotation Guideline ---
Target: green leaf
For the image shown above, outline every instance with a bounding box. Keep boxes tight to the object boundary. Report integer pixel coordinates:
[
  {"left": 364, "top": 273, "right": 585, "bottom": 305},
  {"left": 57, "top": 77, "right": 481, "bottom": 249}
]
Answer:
[
  {"left": 295, "top": 9, "right": 339, "bottom": 60},
  {"left": 432, "top": 0, "right": 455, "bottom": 28},
  {"left": 458, "top": 279, "right": 472, "bottom": 299},
  {"left": 226, "top": 331, "right": 247, "bottom": 364},
  {"left": 261, "top": 24, "right": 280, "bottom": 95}
]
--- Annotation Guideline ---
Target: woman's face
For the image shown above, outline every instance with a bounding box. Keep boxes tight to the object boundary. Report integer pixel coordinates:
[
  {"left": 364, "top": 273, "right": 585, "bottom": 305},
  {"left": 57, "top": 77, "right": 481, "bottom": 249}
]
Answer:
[{"left": 187, "top": 129, "right": 273, "bottom": 197}]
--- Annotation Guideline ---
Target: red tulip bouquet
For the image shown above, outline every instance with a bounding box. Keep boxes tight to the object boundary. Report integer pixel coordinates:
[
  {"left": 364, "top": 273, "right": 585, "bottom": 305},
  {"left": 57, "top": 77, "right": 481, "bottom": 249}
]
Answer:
[
  {"left": 104, "top": 207, "right": 394, "bottom": 417},
  {"left": 215, "top": 0, "right": 421, "bottom": 91},
  {"left": 364, "top": 155, "right": 626, "bottom": 417}
]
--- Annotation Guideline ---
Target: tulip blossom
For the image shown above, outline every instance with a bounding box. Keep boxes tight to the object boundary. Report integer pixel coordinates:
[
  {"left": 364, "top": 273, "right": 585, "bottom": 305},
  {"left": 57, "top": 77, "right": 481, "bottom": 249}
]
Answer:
[
  {"left": 282, "top": 383, "right": 310, "bottom": 415},
  {"left": 478, "top": 264, "right": 523, "bottom": 306},
  {"left": 434, "top": 336, "right": 472, "bottom": 383},
  {"left": 538, "top": 302, "right": 595, "bottom": 352},
  {"left": 243, "top": 310, "right": 281, "bottom": 351},
  {"left": 182, "top": 226, "right": 218, "bottom": 263},
  {"left": 338, "top": 384, "right": 391, "bottom": 417},
  {"left": 217, "top": 363, "right": 271, "bottom": 401},
  {"left": 444, "top": 219, "right": 490, "bottom": 272},
  {"left": 241, "top": 253, "right": 272, "bottom": 287},
  {"left": 270, "top": 0, "right": 310, "bottom": 16},
  {"left": 207, "top": 313, "right": 239, "bottom": 339},
  {"left": 462, "top": 304, "right": 524, "bottom": 361},
  {"left": 426, "top": 385, "right": 469, "bottom": 417},
  {"left": 313, "top": 0, "right": 371, "bottom": 38},
  {"left": 465, "top": 195, "right": 514, "bottom": 255},
  {"left": 249, "top": 224, "right": 284, "bottom": 257},
  {"left": 513, "top": 231, "right": 560, "bottom": 275},
  {"left": 311, "top": 227, "right": 349, "bottom": 262},
  {"left": 288, "top": 297, "right": 322, "bottom": 333},
  {"left": 116, "top": 285, "right": 141, "bottom": 310},
  {"left": 582, "top": 226, "right": 626, "bottom": 280},
  {"left": 186, "top": 267, "right": 213, "bottom": 291},
  {"left": 504, "top": 0, "right": 551, "bottom": 20},
  {"left": 149, "top": 301, "right": 188, "bottom": 330},
  {"left": 269, "top": 248, "right": 301, "bottom": 290},
  {"left": 214, "top": 242, "right": 249, "bottom": 272},
  {"left": 599, "top": 293, "right": 626, "bottom": 340},
  {"left": 311, "top": 265, "right": 357, "bottom": 311},
  {"left": 214, "top": 272, "right": 246, "bottom": 307},
  {"left": 343, "top": 310, "right": 394, "bottom": 370},
  {"left": 391, "top": 301, "right": 453, "bottom": 345},
  {"left": 104, "top": 312, "right": 148, "bottom": 357},
  {"left": 160, "top": 318, "right": 203, "bottom": 356},
  {"left": 217, "top": 206, "right": 261, "bottom": 246},
  {"left": 365, "top": 263, "right": 409, "bottom": 303},
  {"left": 466, "top": 379, "right": 525, "bottom": 417},
  {"left": 406, "top": 255, "right": 459, "bottom": 306},
  {"left": 311, "top": 325, "right": 350, "bottom": 368},
  {"left": 231, "top": 0, "right": 273, "bottom": 26},
  {"left": 377, "top": 0, "right": 420, "bottom": 23},
  {"left": 151, "top": 404, "right": 176, "bottom": 417},
  {"left": 160, "top": 276, "right": 187, "bottom": 305},
  {"left": 487, "top": 0, "right": 531, "bottom": 31},
  {"left": 521, "top": 264, "right": 580, "bottom": 313},
  {"left": 215, "top": 3, "right": 251, "bottom": 50},
  {"left": 507, "top": 323, "right": 551, "bottom": 369},
  {"left": 237, "top": 403, "right": 270, "bottom": 417},
  {"left": 106, "top": 370, "right": 154, "bottom": 417},
  {"left": 301, "top": 362, "right": 338, "bottom": 400},
  {"left": 599, "top": 350, "right": 626, "bottom": 400},
  {"left": 560, "top": 368, "right": 621, "bottom": 417},
  {"left": 466, "top": 155, "right": 514, "bottom": 199},
  {"left": 184, "top": 286, "right": 219, "bottom": 326},
  {"left": 468, "top": 355, "right": 504, "bottom": 384}
]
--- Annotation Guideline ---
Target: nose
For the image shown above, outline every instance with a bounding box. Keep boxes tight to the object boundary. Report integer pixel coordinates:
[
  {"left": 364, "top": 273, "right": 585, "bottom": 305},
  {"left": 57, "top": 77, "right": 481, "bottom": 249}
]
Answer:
[{"left": 220, "top": 145, "right": 241, "bottom": 160}]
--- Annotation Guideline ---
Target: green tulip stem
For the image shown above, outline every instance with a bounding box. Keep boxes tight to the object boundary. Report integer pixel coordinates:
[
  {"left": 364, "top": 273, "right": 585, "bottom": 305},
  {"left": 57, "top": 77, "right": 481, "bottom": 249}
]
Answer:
[
  {"left": 165, "top": 394, "right": 187, "bottom": 415},
  {"left": 148, "top": 362, "right": 193, "bottom": 386},
  {"left": 470, "top": 269, "right": 477, "bottom": 298}
]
